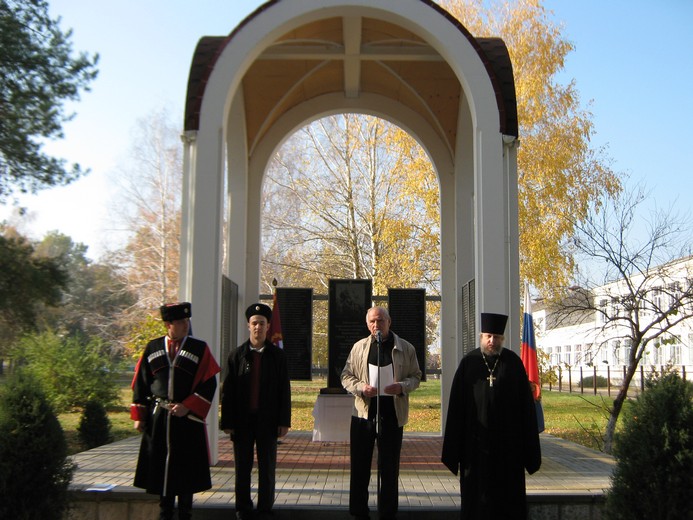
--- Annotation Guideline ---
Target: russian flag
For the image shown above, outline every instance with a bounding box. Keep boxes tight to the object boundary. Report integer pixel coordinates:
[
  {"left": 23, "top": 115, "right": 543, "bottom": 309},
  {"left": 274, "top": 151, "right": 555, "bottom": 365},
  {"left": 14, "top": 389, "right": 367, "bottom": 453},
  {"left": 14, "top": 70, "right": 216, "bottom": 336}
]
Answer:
[
  {"left": 269, "top": 290, "right": 284, "bottom": 349},
  {"left": 521, "top": 284, "right": 544, "bottom": 431}
]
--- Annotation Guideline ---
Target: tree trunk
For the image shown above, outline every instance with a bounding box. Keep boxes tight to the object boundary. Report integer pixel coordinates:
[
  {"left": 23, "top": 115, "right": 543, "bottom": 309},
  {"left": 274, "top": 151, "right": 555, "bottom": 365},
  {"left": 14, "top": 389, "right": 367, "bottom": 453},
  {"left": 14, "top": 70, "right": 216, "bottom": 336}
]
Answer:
[{"left": 603, "top": 361, "right": 638, "bottom": 453}]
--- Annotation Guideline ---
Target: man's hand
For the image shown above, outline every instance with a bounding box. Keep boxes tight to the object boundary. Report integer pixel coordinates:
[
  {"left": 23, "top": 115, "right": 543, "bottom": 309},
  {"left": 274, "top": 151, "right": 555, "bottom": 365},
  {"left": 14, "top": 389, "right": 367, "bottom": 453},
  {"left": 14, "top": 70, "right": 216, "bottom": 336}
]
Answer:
[
  {"left": 384, "top": 383, "right": 403, "bottom": 395},
  {"left": 363, "top": 384, "right": 377, "bottom": 398},
  {"left": 170, "top": 403, "right": 190, "bottom": 417},
  {"left": 134, "top": 420, "right": 144, "bottom": 432},
  {"left": 278, "top": 426, "right": 289, "bottom": 438}
]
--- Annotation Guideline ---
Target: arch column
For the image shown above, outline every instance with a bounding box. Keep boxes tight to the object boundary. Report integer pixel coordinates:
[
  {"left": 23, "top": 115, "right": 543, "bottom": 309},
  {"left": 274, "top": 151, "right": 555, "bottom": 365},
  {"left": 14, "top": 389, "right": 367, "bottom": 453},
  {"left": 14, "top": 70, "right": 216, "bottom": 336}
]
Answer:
[
  {"left": 181, "top": 0, "right": 521, "bottom": 445},
  {"left": 181, "top": 120, "right": 225, "bottom": 462}
]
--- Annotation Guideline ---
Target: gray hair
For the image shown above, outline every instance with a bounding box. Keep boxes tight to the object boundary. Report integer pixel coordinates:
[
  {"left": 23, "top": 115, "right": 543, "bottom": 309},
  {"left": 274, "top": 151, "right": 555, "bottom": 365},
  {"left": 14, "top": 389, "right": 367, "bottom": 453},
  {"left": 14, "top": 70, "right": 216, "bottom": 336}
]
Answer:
[{"left": 367, "top": 306, "right": 391, "bottom": 321}]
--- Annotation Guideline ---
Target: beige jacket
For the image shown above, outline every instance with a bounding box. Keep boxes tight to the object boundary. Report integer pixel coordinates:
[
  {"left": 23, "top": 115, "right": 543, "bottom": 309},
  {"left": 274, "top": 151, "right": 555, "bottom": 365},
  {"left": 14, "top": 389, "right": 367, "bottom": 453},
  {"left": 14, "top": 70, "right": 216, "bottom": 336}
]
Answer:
[{"left": 341, "top": 332, "right": 422, "bottom": 427}]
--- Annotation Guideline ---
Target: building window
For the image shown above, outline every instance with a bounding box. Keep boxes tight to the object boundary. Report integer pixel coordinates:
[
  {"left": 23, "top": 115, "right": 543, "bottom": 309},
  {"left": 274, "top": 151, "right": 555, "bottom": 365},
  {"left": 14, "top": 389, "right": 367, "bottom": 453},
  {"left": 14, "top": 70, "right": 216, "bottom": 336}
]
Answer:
[
  {"left": 613, "top": 340, "right": 621, "bottom": 366},
  {"left": 667, "top": 282, "right": 681, "bottom": 307},
  {"left": 652, "top": 340, "right": 661, "bottom": 365},
  {"left": 622, "top": 340, "right": 631, "bottom": 364},
  {"left": 598, "top": 299, "right": 608, "bottom": 324},
  {"left": 653, "top": 286, "right": 663, "bottom": 311}
]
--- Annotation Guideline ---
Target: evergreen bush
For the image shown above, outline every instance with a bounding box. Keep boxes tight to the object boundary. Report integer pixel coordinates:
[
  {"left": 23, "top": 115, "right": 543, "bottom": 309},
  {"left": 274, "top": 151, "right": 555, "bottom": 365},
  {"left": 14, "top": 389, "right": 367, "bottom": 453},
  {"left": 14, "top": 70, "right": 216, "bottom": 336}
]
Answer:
[
  {"left": 78, "top": 400, "right": 113, "bottom": 449},
  {"left": 581, "top": 375, "right": 609, "bottom": 388},
  {"left": 605, "top": 370, "right": 693, "bottom": 519},
  {"left": 0, "top": 371, "right": 75, "bottom": 519}
]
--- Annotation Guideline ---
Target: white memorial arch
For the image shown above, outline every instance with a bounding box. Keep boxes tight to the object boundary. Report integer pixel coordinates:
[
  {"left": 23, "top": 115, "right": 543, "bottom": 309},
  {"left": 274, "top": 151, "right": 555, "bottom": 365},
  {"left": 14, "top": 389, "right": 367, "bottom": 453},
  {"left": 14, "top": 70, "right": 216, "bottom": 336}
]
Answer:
[{"left": 180, "top": 0, "right": 520, "bottom": 461}]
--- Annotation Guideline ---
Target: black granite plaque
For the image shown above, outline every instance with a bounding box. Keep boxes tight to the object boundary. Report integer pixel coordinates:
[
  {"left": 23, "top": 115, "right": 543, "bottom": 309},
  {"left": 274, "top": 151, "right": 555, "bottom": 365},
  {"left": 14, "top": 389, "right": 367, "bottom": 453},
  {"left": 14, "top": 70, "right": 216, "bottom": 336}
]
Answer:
[
  {"left": 277, "top": 287, "right": 313, "bottom": 380},
  {"left": 388, "top": 288, "right": 427, "bottom": 382},
  {"left": 220, "top": 276, "right": 238, "bottom": 381},
  {"left": 327, "top": 279, "right": 372, "bottom": 389}
]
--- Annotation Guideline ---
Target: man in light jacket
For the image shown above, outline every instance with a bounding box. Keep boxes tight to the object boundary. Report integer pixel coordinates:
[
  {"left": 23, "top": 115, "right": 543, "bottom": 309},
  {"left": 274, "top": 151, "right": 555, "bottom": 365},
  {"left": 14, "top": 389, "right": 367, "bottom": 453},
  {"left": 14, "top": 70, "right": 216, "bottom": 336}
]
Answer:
[{"left": 341, "top": 306, "right": 422, "bottom": 520}]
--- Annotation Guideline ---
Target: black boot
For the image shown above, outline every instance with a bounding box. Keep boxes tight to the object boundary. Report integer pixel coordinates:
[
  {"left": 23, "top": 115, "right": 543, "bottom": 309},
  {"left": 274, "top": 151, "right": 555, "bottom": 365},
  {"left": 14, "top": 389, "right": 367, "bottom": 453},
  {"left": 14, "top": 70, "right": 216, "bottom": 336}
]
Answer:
[
  {"left": 178, "top": 493, "right": 193, "bottom": 520},
  {"left": 159, "top": 495, "right": 175, "bottom": 520}
]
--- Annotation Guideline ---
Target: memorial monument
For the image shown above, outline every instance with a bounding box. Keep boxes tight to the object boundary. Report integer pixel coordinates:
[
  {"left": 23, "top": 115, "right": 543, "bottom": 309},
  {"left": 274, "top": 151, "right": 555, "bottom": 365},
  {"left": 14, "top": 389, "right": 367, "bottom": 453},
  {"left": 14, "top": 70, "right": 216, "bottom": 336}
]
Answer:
[{"left": 180, "top": 0, "right": 520, "bottom": 460}]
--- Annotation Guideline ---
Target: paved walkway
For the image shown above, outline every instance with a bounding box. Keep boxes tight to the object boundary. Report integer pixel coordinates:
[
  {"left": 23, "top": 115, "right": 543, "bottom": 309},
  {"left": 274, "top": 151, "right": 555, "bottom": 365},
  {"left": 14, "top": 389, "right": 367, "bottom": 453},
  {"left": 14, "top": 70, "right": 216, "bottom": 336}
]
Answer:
[{"left": 70, "top": 431, "right": 614, "bottom": 511}]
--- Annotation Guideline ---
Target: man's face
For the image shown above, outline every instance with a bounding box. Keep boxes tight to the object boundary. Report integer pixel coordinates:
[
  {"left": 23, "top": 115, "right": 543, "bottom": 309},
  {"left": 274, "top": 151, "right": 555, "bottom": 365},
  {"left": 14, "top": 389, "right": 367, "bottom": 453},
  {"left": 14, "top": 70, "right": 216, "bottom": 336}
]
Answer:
[
  {"left": 248, "top": 315, "right": 270, "bottom": 345},
  {"left": 367, "top": 308, "right": 391, "bottom": 339},
  {"left": 166, "top": 318, "right": 190, "bottom": 340},
  {"left": 480, "top": 332, "right": 504, "bottom": 355}
]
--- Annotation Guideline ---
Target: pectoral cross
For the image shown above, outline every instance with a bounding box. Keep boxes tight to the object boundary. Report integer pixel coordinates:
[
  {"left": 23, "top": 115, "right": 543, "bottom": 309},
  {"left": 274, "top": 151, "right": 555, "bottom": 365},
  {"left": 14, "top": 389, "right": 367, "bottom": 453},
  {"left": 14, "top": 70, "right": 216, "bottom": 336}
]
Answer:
[{"left": 481, "top": 352, "right": 499, "bottom": 388}]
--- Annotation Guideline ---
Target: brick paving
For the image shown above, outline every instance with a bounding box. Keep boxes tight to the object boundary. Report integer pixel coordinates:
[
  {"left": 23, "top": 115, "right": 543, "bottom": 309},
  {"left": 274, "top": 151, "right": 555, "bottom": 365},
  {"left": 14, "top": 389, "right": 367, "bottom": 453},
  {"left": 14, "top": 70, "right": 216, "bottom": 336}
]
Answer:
[{"left": 69, "top": 430, "right": 614, "bottom": 512}]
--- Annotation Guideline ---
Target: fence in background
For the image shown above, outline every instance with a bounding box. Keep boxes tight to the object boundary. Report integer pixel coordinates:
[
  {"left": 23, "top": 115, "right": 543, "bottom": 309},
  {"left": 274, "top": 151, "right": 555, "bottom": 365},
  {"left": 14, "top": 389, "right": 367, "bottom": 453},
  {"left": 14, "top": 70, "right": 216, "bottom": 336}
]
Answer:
[{"left": 545, "top": 364, "right": 690, "bottom": 396}]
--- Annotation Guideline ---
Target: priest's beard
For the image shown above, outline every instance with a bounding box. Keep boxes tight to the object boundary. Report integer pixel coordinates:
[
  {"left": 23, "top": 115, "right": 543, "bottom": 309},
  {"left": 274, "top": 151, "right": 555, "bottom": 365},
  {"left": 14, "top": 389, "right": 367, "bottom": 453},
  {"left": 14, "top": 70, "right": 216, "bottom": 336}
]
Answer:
[{"left": 481, "top": 344, "right": 503, "bottom": 356}]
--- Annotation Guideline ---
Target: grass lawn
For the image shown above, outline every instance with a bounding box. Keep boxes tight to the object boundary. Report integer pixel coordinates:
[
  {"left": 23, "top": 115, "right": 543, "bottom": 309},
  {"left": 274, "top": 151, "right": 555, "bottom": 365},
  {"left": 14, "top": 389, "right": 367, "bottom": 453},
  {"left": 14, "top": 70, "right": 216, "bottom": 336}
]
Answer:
[
  {"left": 58, "top": 377, "right": 615, "bottom": 455},
  {"left": 541, "top": 390, "right": 614, "bottom": 451}
]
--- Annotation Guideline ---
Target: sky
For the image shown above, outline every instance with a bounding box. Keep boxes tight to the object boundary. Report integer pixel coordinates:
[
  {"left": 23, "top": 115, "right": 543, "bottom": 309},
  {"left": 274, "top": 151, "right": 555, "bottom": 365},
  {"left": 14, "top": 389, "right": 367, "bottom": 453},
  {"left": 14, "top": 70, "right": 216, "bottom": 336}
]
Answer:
[{"left": 2, "top": 0, "right": 692, "bottom": 260}]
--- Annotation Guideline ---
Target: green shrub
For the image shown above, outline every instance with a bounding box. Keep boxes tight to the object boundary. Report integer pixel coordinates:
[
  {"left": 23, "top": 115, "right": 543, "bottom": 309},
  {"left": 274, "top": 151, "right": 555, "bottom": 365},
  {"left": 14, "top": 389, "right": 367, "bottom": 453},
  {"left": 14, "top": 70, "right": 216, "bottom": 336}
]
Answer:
[
  {"left": 78, "top": 400, "right": 113, "bottom": 449},
  {"left": 605, "top": 370, "right": 693, "bottom": 519},
  {"left": 581, "top": 375, "right": 609, "bottom": 388},
  {"left": 0, "top": 371, "right": 75, "bottom": 519},
  {"left": 12, "top": 330, "right": 120, "bottom": 412}
]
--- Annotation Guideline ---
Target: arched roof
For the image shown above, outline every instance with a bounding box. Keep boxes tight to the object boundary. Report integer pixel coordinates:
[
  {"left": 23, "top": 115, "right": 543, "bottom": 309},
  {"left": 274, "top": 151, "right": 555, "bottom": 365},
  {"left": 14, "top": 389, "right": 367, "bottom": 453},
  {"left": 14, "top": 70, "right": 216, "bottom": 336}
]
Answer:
[{"left": 184, "top": 0, "right": 517, "bottom": 156}]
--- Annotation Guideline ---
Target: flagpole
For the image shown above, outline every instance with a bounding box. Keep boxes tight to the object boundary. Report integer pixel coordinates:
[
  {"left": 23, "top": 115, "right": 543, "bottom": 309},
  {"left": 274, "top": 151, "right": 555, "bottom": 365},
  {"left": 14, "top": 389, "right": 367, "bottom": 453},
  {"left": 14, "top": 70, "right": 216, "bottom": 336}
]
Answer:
[
  {"left": 522, "top": 282, "right": 545, "bottom": 432},
  {"left": 269, "top": 278, "right": 283, "bottom": 349}
]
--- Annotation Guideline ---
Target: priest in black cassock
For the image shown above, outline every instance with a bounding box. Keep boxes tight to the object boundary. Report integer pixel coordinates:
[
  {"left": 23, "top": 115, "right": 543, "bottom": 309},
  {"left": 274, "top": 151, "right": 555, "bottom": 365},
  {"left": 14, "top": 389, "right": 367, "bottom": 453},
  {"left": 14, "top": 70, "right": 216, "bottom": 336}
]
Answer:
[{"left": 442, "top": 312, "right": 541, "bottom": 520}]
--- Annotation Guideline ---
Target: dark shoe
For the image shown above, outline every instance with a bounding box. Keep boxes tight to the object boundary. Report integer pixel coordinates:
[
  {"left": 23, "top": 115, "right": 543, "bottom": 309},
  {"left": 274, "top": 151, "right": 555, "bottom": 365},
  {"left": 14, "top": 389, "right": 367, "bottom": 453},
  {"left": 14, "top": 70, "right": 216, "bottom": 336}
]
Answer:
[{"left": 159, "top": 504, "right": 174, "bottom": 520}]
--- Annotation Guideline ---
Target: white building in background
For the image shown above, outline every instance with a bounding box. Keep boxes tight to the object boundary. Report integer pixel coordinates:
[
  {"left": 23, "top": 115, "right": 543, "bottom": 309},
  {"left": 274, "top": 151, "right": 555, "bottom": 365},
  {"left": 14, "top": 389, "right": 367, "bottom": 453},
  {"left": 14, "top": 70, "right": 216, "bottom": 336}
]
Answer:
[{"left": 532, "top": 256, "right": 693, "bottom": 385}]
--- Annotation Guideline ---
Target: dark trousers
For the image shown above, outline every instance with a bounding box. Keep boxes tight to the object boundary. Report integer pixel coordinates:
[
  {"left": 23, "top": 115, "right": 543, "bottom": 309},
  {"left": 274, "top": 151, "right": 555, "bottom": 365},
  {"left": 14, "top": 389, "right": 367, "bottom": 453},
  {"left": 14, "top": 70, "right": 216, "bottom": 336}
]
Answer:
[
  {"left": 159, "top": 493, "right": 192, "bottom": 520},
  {"left": 349, "top": 415, "right": 403, "bottom": 519},
  {"left": 232, "top": 417, "right": 278, "bottom": 514}
]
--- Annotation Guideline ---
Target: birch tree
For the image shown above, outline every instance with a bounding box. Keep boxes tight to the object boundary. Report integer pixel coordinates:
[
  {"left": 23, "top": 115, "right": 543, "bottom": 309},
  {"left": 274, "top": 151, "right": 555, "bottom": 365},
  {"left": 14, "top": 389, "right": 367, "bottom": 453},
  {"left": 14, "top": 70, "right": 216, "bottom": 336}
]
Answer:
[
  {"left": 261, "top": 114, "right": 440, "bottom": 365},
  {"left": 440, "top": 0, "right": 622, "bottom": 295},
  {"left": 262, "top": 114, "right": 439, "bottom": 293},
  {"left": 112, "top": 108, "right": 182, "bottom": 311}
]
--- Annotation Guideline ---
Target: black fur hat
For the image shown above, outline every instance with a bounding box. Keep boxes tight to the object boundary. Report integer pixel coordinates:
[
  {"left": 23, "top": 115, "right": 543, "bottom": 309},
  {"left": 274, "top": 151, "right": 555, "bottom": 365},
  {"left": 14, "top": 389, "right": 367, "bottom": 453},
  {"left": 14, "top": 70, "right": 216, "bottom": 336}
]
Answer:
[{"left": 160, "top": 302, "right": 192, "bottom": 322}]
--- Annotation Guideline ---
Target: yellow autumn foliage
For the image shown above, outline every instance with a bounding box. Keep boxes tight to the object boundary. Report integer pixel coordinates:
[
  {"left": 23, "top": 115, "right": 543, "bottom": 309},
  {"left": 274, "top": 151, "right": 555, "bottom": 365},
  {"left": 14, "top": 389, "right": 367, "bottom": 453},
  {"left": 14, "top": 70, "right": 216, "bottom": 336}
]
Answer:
[{"left": 440, "top": 0, "right": 621, "bottom": 295}]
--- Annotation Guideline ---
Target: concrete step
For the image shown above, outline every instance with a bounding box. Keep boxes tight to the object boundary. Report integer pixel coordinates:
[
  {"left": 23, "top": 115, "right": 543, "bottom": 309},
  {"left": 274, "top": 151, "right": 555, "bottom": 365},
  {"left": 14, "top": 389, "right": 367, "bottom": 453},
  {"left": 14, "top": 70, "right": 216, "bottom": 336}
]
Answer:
[
  {"left": 68, "top": 492, "right": 605, "bottom": 520},
  {"left": 192, "top": 507, "right": 459, "bottom": 519}
]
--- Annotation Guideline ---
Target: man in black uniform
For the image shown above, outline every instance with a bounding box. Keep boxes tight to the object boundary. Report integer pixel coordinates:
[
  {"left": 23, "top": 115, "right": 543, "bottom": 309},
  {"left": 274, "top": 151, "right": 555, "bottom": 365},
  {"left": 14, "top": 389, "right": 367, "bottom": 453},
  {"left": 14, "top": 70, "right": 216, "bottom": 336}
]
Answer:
[
  {"left": 131, "top": 302, "right": 220, "bottom": 520},
  {"left": 221, "top": 303, "right": 292, "bottom": 520},
  {"left": 442, "top": 312, "right": 541, "bottom": 520}
]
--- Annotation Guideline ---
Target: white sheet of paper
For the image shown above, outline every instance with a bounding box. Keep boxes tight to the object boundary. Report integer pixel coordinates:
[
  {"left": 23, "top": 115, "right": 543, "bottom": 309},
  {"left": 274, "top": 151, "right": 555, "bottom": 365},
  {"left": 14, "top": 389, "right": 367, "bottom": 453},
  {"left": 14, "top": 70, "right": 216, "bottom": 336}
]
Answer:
[
  {"left": 369, "top": 363, "right": 395, "bottom": 395},
  {"left": 86, "top": 483, "right": 115, "bottom": 492}
]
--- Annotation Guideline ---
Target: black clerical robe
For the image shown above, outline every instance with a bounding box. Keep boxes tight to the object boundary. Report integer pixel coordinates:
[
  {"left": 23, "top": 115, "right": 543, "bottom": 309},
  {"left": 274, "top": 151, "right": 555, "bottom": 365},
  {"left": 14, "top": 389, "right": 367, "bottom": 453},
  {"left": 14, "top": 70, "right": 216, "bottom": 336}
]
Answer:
[{"left": 442, "top": 347, "right": 541, "bottom": 520}]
